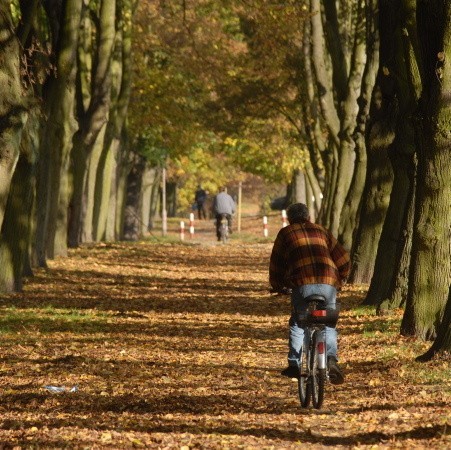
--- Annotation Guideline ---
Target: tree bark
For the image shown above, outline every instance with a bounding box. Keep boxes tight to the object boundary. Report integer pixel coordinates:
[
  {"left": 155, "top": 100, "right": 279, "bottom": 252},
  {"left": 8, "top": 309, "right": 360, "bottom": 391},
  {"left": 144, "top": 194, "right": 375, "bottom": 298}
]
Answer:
[
  {"left": 401, "top": 0, "right": 451, "bottom": 340},
  {"left": 417, "top": 286, "right": 451, "bottom": 360},
  {"left": 95, "top": 0, "right": 135, "bottom": 241},
  {"left": 0, "top": 153, "right": 34, "bottom": 292},
  {"left": 123, "top": 151, "right": 146, "bottom": 241},
  {"left": 339, "top": 0, "right": 379, "bottom": 250},
  {"left": 309, "top": 0, "right": 368, "bottom": 235},
  {"left": 349, "top": 138, "right": 393, "bottom": 284},
  {"left": 35, "top": 0, "right": 82, "bottom": 264},
  {"left": 68, "top": 0, "right": 116, "bottom": 247},
  {"left": 0, "top": 3, "right": 27, "bottom": 230}
]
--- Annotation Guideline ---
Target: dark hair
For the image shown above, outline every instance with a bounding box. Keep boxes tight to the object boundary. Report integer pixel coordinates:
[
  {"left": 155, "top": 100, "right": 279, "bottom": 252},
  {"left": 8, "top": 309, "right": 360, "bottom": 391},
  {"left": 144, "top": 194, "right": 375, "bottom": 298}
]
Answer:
[{"left": 286, "top": 203, "right": 310, "bottom": 223}]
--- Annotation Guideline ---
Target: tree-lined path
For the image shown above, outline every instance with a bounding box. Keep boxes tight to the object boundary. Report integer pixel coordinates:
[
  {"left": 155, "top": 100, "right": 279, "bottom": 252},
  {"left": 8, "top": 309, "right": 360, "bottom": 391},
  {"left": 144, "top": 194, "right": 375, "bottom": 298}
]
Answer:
[{"left": 0, "top": 226, "right": 449, "bottom": 448}]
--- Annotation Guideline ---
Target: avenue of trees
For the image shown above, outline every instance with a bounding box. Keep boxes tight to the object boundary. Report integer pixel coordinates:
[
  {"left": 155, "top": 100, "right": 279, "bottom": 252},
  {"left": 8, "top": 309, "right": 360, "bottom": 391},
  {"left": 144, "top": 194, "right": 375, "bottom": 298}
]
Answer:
[{"left": 0, "top": 0, "right": 449, "bottom": 359}]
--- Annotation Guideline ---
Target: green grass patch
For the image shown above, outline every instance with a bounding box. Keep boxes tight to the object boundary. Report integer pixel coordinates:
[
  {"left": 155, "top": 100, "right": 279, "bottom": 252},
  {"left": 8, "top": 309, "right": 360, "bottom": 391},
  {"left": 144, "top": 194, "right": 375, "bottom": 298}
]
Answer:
[{"left": 0, "top": 306, "right": 111, "bottom": 334}]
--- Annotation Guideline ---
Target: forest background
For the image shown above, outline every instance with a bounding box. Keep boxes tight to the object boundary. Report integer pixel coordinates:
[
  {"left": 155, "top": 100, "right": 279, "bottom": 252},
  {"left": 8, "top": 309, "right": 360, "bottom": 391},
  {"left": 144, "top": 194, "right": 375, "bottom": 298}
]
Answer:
[{"left": 0, "top": 0, "right": 450, "bottom": 368}]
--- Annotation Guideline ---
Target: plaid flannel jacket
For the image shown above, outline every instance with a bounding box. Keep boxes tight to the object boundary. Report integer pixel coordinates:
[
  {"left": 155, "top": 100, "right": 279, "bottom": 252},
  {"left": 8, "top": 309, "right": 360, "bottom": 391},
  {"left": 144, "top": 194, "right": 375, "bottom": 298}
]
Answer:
[{"left": 269, "top": 221, "right": 351, "bottom": 290}]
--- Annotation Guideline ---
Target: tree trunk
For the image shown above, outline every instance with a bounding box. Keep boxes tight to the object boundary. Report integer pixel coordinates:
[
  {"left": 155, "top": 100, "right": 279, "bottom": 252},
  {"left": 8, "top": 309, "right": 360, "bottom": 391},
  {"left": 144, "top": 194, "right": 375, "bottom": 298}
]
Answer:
[
  {"left": 309, "top": 0, "right": 367, "bottom": 234},
  {"left": 141, "top": 165, "right": 159, "bottom": 233},
  {"left": 96, "top": 0, "right": 135, "bottom": 241},
  {"left": 401, "top": 0, "right": 451, "bottom": 340},
  {"left": 339, "top": 0, "right": 379, "bottom": 250},
  {"left": 417, "top": 286, "right": 451, "bottom": 361},
  {"left": 35, "top": 0, "right": 82, "bottom": 262},
  {"left": 0, "top": 3, "right": 27, "bottom": 230},
  {"left": 0, "top": 154, "right": 34, "bottom": 292},
  {"left": 363, "top": 0, "right": 420, "bottom": 307},
  {"left": 68, "top": 0, "right": 116, "bottom": 247},
  {"left": 82, "top": 123, "right": 108, "bottom": 242},
  {"left": 123, "top": 152, "right": 146, "bottom": 241}
]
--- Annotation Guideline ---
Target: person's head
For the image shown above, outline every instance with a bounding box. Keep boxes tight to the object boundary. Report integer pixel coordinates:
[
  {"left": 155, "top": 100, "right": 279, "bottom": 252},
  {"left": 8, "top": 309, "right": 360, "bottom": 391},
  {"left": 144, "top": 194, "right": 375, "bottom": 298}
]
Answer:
[
  {"left": 220, "top": 186, "right": 227, "bottom": 193},
  {"left": 286, "top": 203, "right": 310, "bottom": 224}
]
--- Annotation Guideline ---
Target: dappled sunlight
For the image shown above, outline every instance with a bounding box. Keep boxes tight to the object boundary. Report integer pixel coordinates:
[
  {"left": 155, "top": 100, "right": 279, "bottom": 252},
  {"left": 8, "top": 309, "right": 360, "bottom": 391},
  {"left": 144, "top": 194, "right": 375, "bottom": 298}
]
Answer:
[{"left": 0, "top": 237, "right": 449, "bottom": 448}]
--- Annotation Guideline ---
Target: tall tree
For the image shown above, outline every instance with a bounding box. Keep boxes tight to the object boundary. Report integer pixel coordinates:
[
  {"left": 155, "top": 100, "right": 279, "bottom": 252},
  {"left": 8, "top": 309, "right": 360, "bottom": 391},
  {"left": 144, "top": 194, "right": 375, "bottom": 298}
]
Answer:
[
  {"left": 401, "top": 0, "right": 451, "bottom": 340},
  {"left": 68, "top": 0, "right": 116, "bottom": 247},
  {"left": 364, "top": 0, "right": 419, "bottom": 307},
  {"left": 0, "top": 1, "right": 27, "bottom": 230},
  {"left": 35, "top": 0, "right": 83, "bottom": 265},
  {"left": 93, "top": 0, "right": 137, "bottom": 242}
]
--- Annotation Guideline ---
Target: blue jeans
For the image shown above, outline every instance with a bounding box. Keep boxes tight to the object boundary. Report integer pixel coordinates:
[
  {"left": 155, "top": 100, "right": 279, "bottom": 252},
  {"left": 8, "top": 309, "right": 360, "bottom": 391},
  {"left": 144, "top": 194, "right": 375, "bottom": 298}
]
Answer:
[{"left": 288, "top": 284, "right": 338, "bottom": 367}]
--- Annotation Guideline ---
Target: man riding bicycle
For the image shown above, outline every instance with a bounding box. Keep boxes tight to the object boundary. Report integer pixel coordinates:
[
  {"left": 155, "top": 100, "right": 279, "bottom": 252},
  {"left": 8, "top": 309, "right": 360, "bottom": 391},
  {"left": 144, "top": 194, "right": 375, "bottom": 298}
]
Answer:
[
  {"left": 212, "top": 186, "right": 235, "bottom": 241},
  {"left": 269, "top": 203, "right": 350, "bottom": 384}
]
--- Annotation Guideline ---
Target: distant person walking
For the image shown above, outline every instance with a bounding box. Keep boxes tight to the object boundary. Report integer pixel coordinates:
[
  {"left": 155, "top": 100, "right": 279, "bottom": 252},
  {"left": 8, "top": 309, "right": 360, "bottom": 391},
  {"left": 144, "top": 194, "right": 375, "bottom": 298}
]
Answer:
[
  {"left": 194, "top": 185, "right": 208, "bottom": 220},
  {"left": 212, "top": 186, "right": 236, "bottom": 241}
]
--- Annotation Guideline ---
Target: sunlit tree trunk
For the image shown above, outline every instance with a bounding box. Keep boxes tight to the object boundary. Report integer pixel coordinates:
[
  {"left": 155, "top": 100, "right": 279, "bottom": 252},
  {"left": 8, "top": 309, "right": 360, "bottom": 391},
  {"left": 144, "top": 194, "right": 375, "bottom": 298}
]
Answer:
[
  {"left": 288, "top": 169, "right": 307, "bottom": 204},
  {"left": 417, "top": 287, "right": 451, "bottom": 361},
  {"left": 105, "top": 140, "right": 122, "bottom": 241},
  {"left": 339, "top": 0, "right": 379, "bottom": 250},
  {"left": 95, "top": 0, "right": 135, "bottom": 241},
  {"left": 68, "top": 0, "right": 116, "bottom": 247},
  {"left": 141, "top": 165, "right": 159, "bottom": 234},
  {"left": 309, "top": 0, "right": 367, "bottom": 235}
]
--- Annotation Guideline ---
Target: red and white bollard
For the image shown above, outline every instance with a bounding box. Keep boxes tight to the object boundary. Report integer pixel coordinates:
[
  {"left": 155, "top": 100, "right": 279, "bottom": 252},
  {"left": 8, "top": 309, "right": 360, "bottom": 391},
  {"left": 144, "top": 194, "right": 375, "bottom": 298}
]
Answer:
[
  {"left": 263, "top": 216, "right": 268, "bottom": 238},
  {"left": 180, "top": 221, "right": 185, "bottom": 241},
  {"left": 189, "top": 212, "right": 195, "bottom": 238},
  {"left": 281, "top": 209, "right": 288, "bottom": 227}
]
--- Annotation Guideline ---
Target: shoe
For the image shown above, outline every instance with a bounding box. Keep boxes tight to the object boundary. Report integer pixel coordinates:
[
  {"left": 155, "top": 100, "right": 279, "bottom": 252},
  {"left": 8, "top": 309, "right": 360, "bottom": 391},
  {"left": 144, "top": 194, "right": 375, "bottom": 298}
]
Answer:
[
  {"left": 328, "top": 356, "right": 344, "bottom": 385},
  {"left": 281, "top": 366, "right": 300, "bottom": 379}
]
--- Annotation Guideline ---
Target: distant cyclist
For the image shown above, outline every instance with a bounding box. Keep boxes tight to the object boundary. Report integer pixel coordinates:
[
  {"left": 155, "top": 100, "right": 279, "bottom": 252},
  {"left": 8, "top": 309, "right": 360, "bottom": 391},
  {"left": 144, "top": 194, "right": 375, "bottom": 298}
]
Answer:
[
  {"left": 212, "top": 186, "right": 235, "bottom": 242},
  {"left": 269, "top": 203, "right": 350, "bottom": 384}
]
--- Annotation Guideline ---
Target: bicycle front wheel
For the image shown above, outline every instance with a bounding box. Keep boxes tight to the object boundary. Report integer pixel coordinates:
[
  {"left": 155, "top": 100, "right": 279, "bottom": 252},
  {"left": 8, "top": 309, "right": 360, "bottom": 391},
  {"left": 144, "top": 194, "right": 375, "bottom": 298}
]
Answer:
[
  {"left": 311, "top": 331, "right": 326, "bottom": 409},
  {"left": 298, "top": 341, "right": 311, "bottom": 407}
]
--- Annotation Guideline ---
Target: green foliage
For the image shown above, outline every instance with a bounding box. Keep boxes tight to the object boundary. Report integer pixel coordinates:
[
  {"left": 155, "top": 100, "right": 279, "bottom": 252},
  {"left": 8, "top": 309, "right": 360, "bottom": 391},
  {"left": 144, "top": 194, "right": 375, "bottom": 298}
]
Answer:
[
  {"left": 129, "top": 0, "right": 311, "bottom": 188},
  {"left": 169, "top": 143, "right": 239, "bottom": 212},
  {"left": 223, "top": 119, "right": 309, "bottom": 183},
  {"left": 135, "top": 129, "right": 168, "bottom": 166}
]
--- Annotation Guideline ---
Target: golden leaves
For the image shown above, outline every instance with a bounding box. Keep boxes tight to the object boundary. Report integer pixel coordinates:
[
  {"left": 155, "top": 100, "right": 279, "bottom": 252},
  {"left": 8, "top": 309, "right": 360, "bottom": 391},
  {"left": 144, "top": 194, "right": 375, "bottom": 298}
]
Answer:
[{"left": 0, "top": 224, "right": 449, "bottom": 448}]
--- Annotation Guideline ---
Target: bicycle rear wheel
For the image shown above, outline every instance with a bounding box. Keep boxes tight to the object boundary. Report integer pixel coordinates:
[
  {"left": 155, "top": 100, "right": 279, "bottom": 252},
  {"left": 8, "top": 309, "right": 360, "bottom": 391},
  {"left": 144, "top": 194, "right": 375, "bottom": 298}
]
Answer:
[
  {"left": 220, "top": 217, "right": 228, "bottom": 243},
  {"left": 298, "top": 342, "right": 311, "bottom": 407},
  {"left": 311, "top": 331, "right": 326, "bottom": 409}
]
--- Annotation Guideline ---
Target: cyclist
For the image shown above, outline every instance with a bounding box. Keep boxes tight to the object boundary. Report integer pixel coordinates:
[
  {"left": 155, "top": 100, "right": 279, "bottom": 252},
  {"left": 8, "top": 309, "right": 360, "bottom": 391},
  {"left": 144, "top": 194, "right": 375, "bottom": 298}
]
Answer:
[
  {"left": 212, "top": 186, "right": 235, "bottom": 241},
  {"left": 269, "top": 203, "right": 350, "bottom": 384}
]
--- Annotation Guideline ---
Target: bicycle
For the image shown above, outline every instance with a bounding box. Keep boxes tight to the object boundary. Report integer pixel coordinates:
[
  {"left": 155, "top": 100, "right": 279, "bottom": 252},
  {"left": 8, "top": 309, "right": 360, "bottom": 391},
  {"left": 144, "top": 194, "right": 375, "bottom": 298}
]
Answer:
[
  {"left": 296, "top": 294, "right": 339, "bottom": 409},
  {"left": 218, "top": 213, "right": 229, "bottom": 243}
]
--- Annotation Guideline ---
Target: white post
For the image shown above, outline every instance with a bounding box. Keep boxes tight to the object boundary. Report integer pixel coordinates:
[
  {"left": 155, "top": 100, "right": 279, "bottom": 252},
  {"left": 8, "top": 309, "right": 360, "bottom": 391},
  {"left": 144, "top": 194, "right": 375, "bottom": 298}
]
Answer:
[
  {"left": 263, "top": 216, "right": 268, "bottom": 238},
  {"left": 189, "top": 212, "right": 195, "bottom": 238},
  {"left": 281, "top": 209, "right": 288, "bottom": 227},
  {"left": 180, "top": 221, "right": 185, "bottom": 241}
]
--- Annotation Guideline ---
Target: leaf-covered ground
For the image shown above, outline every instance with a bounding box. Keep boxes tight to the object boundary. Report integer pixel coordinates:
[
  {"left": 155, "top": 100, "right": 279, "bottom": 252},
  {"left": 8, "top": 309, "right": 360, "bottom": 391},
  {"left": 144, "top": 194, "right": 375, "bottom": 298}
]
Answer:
[{"left": 0, "top": 217, "right": 450, "bottom": 449}]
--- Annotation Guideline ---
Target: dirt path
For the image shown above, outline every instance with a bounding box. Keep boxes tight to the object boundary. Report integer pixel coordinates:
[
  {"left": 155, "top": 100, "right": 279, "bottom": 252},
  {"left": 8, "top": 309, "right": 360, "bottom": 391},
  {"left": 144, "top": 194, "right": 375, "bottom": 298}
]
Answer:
[{"left": 0, "top": 230, "right": 449, "bottom": 448}]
